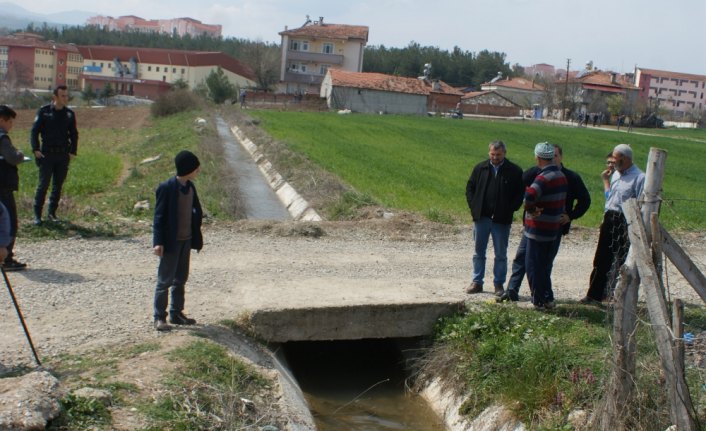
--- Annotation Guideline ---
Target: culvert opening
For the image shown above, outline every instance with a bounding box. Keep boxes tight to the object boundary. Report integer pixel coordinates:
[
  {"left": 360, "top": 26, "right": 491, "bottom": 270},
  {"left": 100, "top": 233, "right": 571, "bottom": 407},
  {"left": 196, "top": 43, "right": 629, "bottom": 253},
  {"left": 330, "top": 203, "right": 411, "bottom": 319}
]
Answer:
[{"left": 281, "top": 337, "right": 446, "bottom": 430}]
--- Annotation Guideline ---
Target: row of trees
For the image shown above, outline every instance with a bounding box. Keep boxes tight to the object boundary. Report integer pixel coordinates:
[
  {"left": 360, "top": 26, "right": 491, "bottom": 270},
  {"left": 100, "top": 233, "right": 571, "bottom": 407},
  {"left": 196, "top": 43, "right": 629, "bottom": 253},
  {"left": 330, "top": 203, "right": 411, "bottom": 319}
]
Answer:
[
  {"left": 16, "top": 24, "right": 517, "bottom": 92},
  {"left": 364, "top": 43, "right": 519, "bottom": 88}
]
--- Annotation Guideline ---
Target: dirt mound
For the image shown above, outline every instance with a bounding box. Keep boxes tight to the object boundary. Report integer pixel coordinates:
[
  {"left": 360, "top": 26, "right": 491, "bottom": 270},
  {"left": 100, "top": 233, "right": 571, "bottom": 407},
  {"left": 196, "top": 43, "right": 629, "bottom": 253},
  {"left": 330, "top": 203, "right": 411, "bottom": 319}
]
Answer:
[{"left": 13, "top": 106, "right": 152, "bottom": 130}]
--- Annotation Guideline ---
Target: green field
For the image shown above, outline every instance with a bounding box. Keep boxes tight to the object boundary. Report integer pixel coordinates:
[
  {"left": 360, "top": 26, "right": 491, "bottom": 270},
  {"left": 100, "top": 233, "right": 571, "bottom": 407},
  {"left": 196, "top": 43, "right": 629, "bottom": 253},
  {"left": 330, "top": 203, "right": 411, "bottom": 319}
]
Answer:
[{"left": 250, "top": 111, "right": 706, "bottom": 230}]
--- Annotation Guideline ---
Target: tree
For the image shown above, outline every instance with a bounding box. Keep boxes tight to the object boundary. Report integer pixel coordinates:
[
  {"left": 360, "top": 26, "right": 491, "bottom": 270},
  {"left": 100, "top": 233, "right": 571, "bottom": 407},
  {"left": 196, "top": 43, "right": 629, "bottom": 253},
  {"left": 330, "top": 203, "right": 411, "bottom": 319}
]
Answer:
[
  {"left": 100, "top": 83, "right": 116, "bottom": 105},
  {"left": 606, "top": 94, "right": 625, "bottom": 119},
  {"left": 205, "top": 67, "right": 236, "bottom": 104},
  {"left": 81, "top": 83, "right": 96, "bottom": 106},
  {"left": 242, "top": 40, "right": 279, "bottom": 90}
]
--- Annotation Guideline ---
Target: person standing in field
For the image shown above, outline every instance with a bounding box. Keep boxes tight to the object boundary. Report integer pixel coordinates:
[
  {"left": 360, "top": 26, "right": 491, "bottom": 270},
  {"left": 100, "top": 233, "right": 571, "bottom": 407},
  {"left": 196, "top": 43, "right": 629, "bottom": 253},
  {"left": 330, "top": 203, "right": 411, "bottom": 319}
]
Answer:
[
  {"left": 582, "top": 144, "right": 644, "bottom": 304},
  {"left": 30, "top": 85, "right": 79, "bottom": 225},
  {"left": 499, "top": 143, "right": 590, "bottom": 302},
  {"left": 523, "top": 142, "right": 567, "bottom": 310},
  {"left": 465, "top": 140, "right": 524, "bottom": 296},
  {"left": 0, "top": 105, "right": 28, "bottom": 270},
  {"left": 152, "top": 150, "right": 203, "bottom": 332}
]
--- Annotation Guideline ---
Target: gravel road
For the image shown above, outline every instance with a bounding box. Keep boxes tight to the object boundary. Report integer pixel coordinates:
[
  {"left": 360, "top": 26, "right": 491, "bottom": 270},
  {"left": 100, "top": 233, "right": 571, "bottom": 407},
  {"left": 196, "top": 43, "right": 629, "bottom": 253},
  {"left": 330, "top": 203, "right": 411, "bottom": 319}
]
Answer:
[{"left": 1, "top": 219, "right": 704, "bottom": 370}]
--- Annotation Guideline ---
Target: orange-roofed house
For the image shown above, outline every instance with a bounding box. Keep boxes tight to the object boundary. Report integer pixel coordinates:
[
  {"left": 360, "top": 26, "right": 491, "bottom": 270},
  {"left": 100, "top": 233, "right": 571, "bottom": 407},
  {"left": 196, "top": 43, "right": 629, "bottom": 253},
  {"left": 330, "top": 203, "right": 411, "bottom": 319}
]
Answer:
[
  {"left": 321, "top": 69, "right": 462, "bottom": 115},
  {"left": 279, "top": 16, "right": 369, "bottom": 95}
]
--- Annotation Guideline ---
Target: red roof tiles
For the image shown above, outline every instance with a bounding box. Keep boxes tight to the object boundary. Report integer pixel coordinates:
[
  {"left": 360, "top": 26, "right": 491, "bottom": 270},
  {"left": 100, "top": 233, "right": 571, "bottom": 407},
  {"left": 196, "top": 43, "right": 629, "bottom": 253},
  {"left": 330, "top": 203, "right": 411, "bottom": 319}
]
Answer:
[
  {"left": 280, "top": 23, "right": 369, "bottom": 42},
  {"left": 328, "top": 69, "right": 462, "bottom": 96}
]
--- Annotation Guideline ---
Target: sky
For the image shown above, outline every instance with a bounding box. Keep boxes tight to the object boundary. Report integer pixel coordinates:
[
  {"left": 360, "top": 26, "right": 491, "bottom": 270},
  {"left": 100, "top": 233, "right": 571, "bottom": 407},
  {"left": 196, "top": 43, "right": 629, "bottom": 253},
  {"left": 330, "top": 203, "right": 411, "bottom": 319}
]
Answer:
[{"left": 16, "top": 0, "right": 706, "bottom": 75}]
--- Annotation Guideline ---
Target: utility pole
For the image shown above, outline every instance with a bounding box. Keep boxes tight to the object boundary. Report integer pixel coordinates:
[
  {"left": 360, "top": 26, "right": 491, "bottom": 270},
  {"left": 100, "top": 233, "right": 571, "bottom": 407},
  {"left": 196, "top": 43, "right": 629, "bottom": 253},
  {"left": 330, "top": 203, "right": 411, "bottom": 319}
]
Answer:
[{"left": 561, "top": 58, "right": 570, "bottom": 121}]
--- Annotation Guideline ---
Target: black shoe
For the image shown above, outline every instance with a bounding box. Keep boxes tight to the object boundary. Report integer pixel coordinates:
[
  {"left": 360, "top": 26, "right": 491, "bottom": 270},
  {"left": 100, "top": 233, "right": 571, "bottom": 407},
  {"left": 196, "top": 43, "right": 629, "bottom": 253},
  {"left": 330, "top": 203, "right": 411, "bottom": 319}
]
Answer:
[
  {"left": 169, "top": 312, "right": 196, "bottom": 325},
  {"left": 2, "top": 259, "right": 27, "bottom": 271},
  {"left": 493, "top": 283, "right": 505, "bottom": 297},
  {"left": 33, "top": 217, "right": 42, "bottom": 226},
  {"left": 154, "top": 319, "right": 172, "bottom": 331},
  {"left": 496, "top": 291, "right": 518, "bottom": 303},
  {"left": 47, "top": 213, "right": 60, "bottom": 222}
]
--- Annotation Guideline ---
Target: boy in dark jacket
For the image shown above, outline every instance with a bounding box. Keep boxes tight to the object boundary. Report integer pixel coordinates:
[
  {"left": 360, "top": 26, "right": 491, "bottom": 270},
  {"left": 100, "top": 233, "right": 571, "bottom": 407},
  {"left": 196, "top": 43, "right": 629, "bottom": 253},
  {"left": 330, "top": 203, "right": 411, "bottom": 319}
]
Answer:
[
  {"left": 0, "top": 105, "right": 27, "bottom": 270},
  {"left": 152, "top": 151, "right": 203, "bottom": 331}
]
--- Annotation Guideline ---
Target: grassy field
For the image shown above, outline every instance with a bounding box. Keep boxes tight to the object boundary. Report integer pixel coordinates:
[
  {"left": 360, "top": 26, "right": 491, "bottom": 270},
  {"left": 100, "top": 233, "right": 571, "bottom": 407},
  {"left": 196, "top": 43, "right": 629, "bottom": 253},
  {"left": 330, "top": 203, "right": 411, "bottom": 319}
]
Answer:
[
  {"left": 10, "top": 107, "right": 233, "bottom": 238},
  {"left": 250, "top": 110, "right": 706, "bottom": 230}
]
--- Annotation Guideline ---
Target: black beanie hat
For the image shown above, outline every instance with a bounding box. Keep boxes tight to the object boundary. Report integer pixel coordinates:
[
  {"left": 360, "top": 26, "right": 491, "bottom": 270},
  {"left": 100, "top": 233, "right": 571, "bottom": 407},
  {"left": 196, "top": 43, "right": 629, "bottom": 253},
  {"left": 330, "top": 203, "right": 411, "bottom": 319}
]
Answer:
[{"left": 175, "top": 150, "right": 200, "bottom": 176}]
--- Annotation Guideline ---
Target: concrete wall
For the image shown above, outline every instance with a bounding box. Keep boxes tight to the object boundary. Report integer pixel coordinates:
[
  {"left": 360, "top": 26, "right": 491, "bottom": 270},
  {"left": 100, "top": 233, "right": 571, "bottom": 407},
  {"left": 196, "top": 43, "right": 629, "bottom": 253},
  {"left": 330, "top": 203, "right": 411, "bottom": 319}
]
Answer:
[{"left": 328, "top": 86, "right": 427, "bottom": 115}]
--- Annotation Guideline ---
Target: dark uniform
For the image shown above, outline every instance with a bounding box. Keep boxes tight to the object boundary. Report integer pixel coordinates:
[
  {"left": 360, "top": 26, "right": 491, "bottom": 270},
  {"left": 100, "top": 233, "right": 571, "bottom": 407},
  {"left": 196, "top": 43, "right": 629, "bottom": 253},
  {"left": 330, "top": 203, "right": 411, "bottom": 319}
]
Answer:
[
  {"left": 0, "top": 129, "right": 25, "bottom": 267},
  {"left": 30, "top": 103, "right": 79, "bottom": 221}
]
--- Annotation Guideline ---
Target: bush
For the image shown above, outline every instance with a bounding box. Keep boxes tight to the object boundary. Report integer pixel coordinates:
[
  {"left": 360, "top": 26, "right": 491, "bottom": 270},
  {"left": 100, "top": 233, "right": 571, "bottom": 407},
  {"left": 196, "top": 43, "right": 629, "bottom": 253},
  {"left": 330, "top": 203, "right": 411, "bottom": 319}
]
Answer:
[{"left": 151, "top": 89, "right": 203, "bottom": 117}]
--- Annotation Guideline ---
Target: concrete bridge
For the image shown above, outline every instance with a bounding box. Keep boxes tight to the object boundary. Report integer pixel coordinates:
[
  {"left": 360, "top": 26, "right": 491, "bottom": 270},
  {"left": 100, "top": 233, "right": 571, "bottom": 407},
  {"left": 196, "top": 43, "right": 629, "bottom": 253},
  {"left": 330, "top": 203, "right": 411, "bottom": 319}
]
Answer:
[{"left": 217, "top": 117, "right": 469, "bottom": 342}]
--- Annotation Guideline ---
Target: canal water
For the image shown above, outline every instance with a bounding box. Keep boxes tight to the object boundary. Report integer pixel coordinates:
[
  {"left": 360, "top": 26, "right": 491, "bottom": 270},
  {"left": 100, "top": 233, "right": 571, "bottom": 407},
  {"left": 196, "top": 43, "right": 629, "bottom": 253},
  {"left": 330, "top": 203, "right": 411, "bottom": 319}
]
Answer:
[
  {"left": 283, "top": 339, "right": 446, "bottom": 430},
  {"left": 218, "top": 118, "right": 445, "bottom": 429},
  {"left": 216, "top": 117, "right": 291, "bottom": 220}
]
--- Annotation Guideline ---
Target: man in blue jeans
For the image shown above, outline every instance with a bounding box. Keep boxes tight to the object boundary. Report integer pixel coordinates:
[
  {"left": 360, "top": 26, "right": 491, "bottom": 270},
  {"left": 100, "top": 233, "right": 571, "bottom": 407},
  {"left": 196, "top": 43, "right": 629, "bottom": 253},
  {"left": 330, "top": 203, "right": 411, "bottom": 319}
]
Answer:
[
  {"left": 465, "top": 140, "right": 524, "bottom": 296},
  {"left": 499, "top": 144, "right": 591, "bottom": 302}
]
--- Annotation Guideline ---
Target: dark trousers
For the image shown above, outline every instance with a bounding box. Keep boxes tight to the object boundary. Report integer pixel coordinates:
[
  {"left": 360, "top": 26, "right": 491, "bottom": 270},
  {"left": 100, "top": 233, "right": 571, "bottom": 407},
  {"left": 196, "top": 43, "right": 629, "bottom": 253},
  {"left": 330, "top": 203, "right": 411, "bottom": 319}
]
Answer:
[
  {"left": 34, "top": 153, "right": 70, "bottom": 218},
  {"left": 508, "top": 232, "right": 562, "bottom": 299},
  {"left": 526, "top": 237, "right": 556, "bottom": 306},
  {"left": 153, "top": 239, "right": 192, "bottom": 320},
  {"left": 587, "top": 211, "right": 629, "bottom": 301},
  {"left": 0, "top": 189, "right": 17, "bottom": 262}
]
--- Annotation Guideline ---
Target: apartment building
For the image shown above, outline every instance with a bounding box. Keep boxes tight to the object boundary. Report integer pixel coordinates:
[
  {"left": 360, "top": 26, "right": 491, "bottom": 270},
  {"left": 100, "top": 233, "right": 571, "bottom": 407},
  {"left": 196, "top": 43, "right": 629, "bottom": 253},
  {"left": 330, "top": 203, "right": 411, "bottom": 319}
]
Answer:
[
  {"left": 78, "top": 45, "right": 256, "bottom": 99},
  {"left": 278, "top": 16, "right": 369, "bottom": 94},
  {"left": 0, "top": 33, "right": 83, "bottom": 91},
  {"left": 635, "top": 67, "right": 706, "bottom": 118},
  {"left": 87, "top": 15, "right": 222, "bottom": 38}
]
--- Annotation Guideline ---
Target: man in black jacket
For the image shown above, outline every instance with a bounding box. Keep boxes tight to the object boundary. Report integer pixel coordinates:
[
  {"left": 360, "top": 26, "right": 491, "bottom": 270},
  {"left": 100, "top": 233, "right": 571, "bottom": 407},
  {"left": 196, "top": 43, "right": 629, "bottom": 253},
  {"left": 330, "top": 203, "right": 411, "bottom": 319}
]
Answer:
[
  {"left": 30, "top": 85, "right": 79, "bottom": 225},
  {"left": 499, "top": 144, "right": 591, "bottom": 302},
  {"left": 465, "top": 140, "right": 524, "bottom": 295}
]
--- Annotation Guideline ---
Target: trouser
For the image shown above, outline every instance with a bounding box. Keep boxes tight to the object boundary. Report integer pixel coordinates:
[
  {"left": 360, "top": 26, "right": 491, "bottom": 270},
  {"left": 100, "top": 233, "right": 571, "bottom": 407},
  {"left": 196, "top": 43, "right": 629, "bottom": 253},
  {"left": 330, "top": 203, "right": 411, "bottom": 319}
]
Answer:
[
  {"left": 526, "top": 237, "right": 556, "bottom": 306},
  {"left": 0, "top": 189, "right": 17, "bottom": 262},
  {"left": 153, "top": 239, "right": 192, "bottom": 320},
  {"left": 471, "top": 217, "right": 511, "bottom": 285},
  {"left": 34, "top": 153, "right": 70, "bottom": 218},
  {"left": 507, "top": 232, "right": 563, "bottom": 299},
  {"left": 587, "top": 211, "right": 629, "bottom": 301}
]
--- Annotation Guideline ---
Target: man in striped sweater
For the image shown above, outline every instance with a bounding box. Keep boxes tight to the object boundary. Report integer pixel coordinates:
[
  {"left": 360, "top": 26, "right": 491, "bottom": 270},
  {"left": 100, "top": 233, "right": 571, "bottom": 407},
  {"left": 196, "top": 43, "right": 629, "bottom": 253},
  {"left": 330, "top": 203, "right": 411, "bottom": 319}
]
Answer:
[{"left": 523, "top": 142, "right": 567, "bottom": 310}]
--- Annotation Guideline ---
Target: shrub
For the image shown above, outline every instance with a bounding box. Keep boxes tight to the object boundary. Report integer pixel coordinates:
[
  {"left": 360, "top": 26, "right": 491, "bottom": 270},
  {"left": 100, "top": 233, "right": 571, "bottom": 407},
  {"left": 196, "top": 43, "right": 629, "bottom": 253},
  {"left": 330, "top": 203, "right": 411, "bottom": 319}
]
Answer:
[{"left": 151, "top": 89, "right": 203, "bottom": 117}]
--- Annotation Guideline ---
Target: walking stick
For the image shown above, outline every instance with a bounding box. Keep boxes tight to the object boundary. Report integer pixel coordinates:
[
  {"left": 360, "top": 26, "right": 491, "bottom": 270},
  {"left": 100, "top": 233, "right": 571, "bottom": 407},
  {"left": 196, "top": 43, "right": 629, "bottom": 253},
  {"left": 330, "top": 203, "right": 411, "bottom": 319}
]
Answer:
[{"left": 1, "top": 267, "right": 41, "bottom": 366}]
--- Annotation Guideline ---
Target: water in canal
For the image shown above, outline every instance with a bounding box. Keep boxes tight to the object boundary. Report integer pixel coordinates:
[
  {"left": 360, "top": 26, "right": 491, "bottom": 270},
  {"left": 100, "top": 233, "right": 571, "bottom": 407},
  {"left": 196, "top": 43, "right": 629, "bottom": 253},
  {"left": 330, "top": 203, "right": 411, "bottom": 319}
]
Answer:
[
  {"left": 216, "top": 117, "right": 291, "bottom": 220},
  {"left": 283, "top": 339, "right": 446, "bottom": 430}
]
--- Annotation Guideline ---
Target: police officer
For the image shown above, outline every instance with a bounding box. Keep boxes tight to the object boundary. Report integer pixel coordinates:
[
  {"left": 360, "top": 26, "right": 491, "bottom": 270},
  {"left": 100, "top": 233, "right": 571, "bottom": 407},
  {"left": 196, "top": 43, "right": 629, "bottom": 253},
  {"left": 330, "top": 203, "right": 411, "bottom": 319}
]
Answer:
[{"left": 30, "top": 85, "right": 79, "bottom": 225}]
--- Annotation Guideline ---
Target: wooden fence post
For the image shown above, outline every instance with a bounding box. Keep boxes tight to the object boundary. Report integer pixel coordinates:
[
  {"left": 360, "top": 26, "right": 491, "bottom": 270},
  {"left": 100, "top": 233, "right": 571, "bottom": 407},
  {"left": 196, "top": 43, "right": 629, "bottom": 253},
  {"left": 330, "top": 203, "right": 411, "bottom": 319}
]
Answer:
[{"left": 624, "top": 200, "right": 697, "bottom": 430}]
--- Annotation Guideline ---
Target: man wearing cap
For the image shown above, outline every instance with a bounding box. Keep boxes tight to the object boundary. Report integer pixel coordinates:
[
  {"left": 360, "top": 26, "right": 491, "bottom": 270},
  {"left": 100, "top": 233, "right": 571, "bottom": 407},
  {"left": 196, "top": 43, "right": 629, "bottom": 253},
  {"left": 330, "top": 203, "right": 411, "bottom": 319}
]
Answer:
[
  {"left": 582, "top": 143, "right": 644, "bottom": 303},
  {"left": 500, "top": 144, "right": 591, "bottom": 302},
  {"left": 465, "top": 140, "right": 524, "bottom": 296},
  {"left": 523, "top": 142, "right": 567, "bottom": 309},
  {"left": 152, "top": 150, "right": 204, "bottom": 331}
]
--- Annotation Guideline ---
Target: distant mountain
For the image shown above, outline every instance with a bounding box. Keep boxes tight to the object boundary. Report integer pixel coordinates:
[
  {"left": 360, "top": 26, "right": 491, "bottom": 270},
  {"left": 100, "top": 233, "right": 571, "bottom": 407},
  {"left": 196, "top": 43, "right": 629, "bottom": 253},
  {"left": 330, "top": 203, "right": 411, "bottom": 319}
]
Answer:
[{"left": 0, "top": 2, "right": 95, "bottom": 31}]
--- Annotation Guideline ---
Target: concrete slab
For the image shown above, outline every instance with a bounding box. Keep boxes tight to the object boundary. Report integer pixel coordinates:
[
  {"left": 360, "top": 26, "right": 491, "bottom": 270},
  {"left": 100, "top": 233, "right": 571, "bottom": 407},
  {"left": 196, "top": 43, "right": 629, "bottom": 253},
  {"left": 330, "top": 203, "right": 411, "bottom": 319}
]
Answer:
[{"left": 248, "top": 301, "right": 466, "bottom": 342}]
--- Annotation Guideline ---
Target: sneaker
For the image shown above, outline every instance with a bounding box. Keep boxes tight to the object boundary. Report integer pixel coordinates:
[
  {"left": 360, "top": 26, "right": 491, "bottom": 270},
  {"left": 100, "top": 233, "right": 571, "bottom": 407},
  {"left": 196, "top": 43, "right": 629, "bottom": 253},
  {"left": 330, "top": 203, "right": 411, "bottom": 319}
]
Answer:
[
  {"left": 544, "top": 301, "right": 556, "bottom": 310},
  {"left": 2, "top": 259, "right": 27, "bottom": 271},
  {"left": 47, "top": 213, "right": 60, "bottom": 222},
  {"left": 169, "top": 312, "right": 196, "bottom": 325},
  {"left": 154, "top": 319, "right": 172, "bottom": 331},
  {"left": 466, "top": 282, "right": 483, "bottom": 294},
  {"left": 33, "top": 217, "right": 42, "bottom": 226}
]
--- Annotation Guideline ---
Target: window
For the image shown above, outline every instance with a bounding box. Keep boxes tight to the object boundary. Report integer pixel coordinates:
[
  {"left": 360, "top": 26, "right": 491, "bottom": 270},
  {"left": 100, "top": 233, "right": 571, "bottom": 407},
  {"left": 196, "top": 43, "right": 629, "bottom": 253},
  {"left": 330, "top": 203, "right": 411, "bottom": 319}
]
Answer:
[
  {"left": 156, "top": 66, "right": 160, "bottom": 72},
  {"left": 320, "top": 64, "right": 330, "bottom": 75},
  {"left": 289, "top": 63, "right": 307, "bottom": 73},
  {"left": 290, "top": 39, "right": 309, "bottom": 51},
  {"left": 148, "top": 66, "right": 152, "bottom": 71},
  {"left": 322, "top": 43, "right": 334, "bottom": 54},
  {"left": 181, "top": 68, "right": 185, "bottom": 74},
  {"left": 172, "top": 68, "right": 176, "bottom": 73}
]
